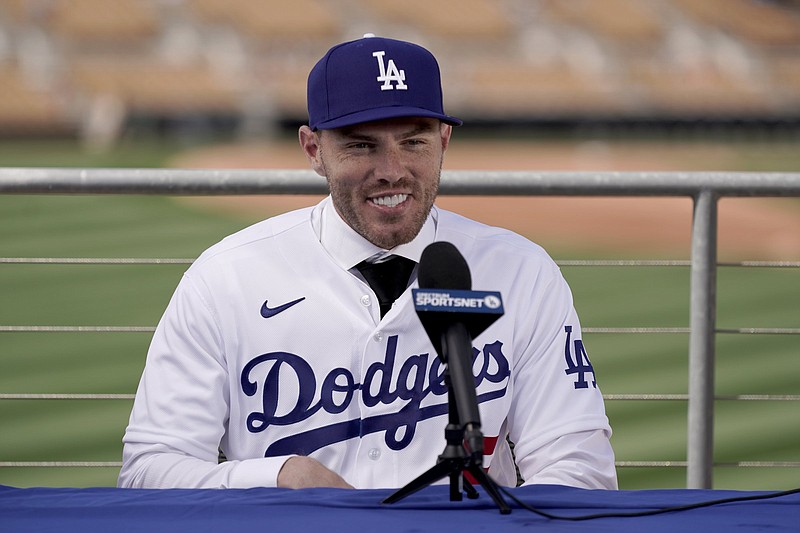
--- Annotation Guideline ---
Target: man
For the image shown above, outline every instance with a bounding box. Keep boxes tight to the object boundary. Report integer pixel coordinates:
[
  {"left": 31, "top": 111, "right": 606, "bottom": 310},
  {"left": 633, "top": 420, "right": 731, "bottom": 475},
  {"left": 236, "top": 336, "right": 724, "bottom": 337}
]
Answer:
[{"left": 118, "top": 35, "right": 617, "bottom": 491}]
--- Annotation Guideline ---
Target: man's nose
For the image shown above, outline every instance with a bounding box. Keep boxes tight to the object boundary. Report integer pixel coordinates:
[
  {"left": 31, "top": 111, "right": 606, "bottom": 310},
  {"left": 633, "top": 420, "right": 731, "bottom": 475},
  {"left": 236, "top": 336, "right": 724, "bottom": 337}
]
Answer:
[{"left": 374, "top": 145, "right": 406, "bottom": 183}]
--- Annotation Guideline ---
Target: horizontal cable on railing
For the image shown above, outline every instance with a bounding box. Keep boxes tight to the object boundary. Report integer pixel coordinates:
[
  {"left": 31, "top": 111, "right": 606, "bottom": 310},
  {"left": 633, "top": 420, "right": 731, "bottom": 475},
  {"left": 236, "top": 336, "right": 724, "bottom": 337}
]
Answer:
[
  {"left": 3, "top": 326, "right": 797, "bottom": 335},
  {"left": 0, "top": 394, "right": 135, "bottom": 400},
  {"left": 717, "top": 394, "right": 800, "bottom": 401},
  {"left": 3, "top": 258, "right": 799, "bottom": 268},
  {"left": 719, "top": 261, "right": 800, "bottom": 268},
  {"left": 3, "top": 393, "right": 796, "bottom": 401},
  {"left": 0, "top": 326, "right": 155, "bottom": 332},
  {"left": 716, "top": 328, "right": 800, "bottom": 335},
  {"left": 586, "top": 327, "right": 799, "bottom": 335},
  {"left": 558, "top": 260, "right": 692, "bottom": 267},
  {"left": 615, "top": 461, "right": 800, "bottom": 468},
  {"left": 584, "top": 327, "right": 690, "bottom": 334},
  {"left": 0, "top": 326, "right": 686, "bottom": 334},
  {"left": 0, "top": 257, "right": 193, "bottom": 264},
  {"left": 3, "top": 460, "right": 795, "bottom": 469},
  {"left": 559, "top": 260, "right": 799, "bottom": 268},
  {"left": 616, "top": 461, "right": 687, "bottom": 468},
  {"left": 714, "top": 462, "right": 800, "bottom": 468},
  {"left": 605, "top": 394, "right": 800, "bottom": 401},
  {"left": 605, "top": 394, "right": 689, "bottom": 401},
  {"left": 0, "top": 462, "right": 122, "bottom": 468}
]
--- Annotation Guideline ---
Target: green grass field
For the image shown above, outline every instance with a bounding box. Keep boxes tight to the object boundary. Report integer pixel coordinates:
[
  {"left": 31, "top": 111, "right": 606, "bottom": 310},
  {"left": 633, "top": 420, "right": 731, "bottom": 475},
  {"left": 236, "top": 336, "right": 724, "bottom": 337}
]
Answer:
[{"left": 0, "top": 138, "right": 798, "bottom": 491}]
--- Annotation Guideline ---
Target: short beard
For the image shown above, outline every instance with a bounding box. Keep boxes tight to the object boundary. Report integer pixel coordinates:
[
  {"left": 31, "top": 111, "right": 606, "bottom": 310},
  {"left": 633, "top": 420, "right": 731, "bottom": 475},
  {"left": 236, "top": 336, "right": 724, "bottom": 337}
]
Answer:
[{"left": 326, "top": 170, "right": 440, "bottom": 250}]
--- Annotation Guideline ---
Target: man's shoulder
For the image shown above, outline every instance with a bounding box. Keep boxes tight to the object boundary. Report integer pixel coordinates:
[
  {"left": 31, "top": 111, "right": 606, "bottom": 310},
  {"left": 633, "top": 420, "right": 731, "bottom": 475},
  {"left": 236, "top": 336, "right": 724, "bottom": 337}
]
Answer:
[
  {"left": 434, "top": 207, "right": 551, "bottom": 260},
  {"left": 433, "top": 207, "right": 564, "bottom": 293},
  {"left": 191, "top": 206, "right": 315, "bottom": 269}
]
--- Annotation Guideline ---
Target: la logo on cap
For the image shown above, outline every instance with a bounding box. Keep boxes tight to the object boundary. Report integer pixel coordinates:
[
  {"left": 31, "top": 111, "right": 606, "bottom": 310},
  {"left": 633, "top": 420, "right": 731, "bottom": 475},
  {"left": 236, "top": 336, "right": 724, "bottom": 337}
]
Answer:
[{"left": 373, "top": 50, "right": 407, "bottom": 91}]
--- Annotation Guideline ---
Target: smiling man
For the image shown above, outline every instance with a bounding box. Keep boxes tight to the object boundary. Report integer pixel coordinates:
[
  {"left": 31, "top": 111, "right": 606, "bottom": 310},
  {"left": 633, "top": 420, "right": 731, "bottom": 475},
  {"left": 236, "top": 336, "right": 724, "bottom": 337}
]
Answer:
[{"left": 119, "top": 35, "right": 617, "bottom": 491}]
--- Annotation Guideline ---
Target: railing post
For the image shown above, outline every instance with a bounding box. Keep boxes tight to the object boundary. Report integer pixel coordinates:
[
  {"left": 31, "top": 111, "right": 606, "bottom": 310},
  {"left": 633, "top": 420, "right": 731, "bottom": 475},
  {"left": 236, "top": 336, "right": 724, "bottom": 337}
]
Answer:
[{"left": 687, "top": 189, "right": 718, "bottom": 489}]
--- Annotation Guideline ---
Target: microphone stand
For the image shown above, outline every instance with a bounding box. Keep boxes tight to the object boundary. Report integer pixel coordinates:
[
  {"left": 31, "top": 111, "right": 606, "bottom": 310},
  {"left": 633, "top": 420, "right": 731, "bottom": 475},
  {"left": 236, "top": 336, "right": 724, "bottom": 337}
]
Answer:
[{"left": 382, "top": 334, "right": 511, "bottom": 514}]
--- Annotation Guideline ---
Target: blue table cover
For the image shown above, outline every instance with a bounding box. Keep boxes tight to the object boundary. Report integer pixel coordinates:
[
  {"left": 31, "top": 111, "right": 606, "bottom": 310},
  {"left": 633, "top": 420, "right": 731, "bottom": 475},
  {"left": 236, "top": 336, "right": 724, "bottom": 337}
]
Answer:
[{"left": 1, "top": 483, "right": 798, "bottom": 532}]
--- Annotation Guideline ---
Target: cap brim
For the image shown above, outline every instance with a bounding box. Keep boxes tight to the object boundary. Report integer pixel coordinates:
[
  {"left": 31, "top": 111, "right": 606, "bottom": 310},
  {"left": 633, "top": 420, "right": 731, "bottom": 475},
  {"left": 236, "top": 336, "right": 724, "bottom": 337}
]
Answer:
[{"left": 313, "top": 106, "right": 462, "bottom": 130}]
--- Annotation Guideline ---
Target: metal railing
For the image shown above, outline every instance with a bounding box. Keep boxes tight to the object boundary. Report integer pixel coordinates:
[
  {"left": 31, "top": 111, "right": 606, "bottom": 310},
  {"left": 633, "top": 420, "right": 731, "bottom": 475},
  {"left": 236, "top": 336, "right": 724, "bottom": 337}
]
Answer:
[{"left": 1, "top": 168, "right": 799, "bottom": 489}]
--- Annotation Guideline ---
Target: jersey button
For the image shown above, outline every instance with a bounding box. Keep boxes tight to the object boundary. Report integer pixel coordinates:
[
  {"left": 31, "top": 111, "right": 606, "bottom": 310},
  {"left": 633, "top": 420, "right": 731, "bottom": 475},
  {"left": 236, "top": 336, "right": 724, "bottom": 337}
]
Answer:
[
  {"left": 360, "top": 294, "right": 371, "bottom": 307},
  {"left": 373, "top": 331, "right": 383, "bottom": 342},
  {"left": 368, "top": 448, "right": 381, "bottom": 461}
]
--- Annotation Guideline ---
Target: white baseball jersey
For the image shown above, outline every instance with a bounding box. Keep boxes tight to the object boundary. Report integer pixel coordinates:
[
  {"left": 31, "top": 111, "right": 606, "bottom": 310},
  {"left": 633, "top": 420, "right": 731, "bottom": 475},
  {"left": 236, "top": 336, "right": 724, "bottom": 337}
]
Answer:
[{"left": 119, "top": 196, "right": 616, "bottom": 490}]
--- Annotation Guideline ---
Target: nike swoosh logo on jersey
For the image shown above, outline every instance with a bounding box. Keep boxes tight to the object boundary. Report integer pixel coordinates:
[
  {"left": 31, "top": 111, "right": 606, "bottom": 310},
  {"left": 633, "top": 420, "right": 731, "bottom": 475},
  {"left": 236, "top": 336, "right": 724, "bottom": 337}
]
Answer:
[{"left": 260, "top": 297, "right": 306, "bottom": 318}]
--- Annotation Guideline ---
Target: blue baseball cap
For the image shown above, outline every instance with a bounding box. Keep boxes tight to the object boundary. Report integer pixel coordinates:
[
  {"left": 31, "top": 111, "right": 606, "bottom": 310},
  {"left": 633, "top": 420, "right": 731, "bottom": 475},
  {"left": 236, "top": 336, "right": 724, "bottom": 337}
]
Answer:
[{"left": 307, "top": 34, "right": 462, "bottom": 131}]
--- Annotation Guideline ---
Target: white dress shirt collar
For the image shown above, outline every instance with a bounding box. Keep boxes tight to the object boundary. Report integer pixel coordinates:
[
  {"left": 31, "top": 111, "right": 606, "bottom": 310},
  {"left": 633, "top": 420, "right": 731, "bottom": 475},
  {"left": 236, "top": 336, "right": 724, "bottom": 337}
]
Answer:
[{"left": 311, "top": 196, "right": 437, "bottom": 269}]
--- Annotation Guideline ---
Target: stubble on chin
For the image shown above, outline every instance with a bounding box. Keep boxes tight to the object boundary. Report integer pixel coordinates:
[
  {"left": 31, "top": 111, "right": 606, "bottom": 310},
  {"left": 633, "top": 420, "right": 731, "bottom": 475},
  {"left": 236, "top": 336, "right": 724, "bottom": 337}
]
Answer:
[{"left": 322, "top": 151, "right": 443, "bottom": 249}]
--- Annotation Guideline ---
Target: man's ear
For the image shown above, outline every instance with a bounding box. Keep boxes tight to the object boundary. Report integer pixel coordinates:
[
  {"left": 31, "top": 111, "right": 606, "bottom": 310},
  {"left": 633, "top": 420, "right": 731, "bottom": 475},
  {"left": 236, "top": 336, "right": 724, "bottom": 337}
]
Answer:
[
  {"left": 440, "top": 123, "right": 452, "bottom": 152},
  {"left": 298, "top": 125, "right": 326, "bottom": 177}
]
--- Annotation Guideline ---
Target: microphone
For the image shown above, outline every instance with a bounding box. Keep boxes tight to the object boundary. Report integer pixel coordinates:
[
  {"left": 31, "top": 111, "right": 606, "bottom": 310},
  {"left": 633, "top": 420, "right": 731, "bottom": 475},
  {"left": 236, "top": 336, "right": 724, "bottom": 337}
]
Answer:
[
  {"left": 417, "top": 240, "right": 472, "bottom": 290},
  {"left": 413, "top": 242, "right": 504, "bottom": 463}
]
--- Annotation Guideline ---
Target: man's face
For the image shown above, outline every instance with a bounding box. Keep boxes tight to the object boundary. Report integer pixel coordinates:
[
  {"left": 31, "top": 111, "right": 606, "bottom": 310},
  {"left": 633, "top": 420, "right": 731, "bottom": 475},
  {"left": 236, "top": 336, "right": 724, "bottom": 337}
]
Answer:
[{"left": 300, "top": 117, "right": 452, "bottom": 250}]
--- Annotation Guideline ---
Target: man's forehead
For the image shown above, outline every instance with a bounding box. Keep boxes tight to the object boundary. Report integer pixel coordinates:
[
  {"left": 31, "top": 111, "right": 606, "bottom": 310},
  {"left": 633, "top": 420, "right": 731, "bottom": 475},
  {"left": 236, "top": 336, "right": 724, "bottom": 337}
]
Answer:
[{"left": 327, "top": 117, "right": 441, "bottom": 138}]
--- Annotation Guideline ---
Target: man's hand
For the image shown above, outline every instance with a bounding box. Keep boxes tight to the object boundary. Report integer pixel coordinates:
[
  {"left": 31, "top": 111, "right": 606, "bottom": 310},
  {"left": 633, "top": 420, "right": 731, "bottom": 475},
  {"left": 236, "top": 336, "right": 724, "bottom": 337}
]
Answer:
[{"left": 277, "top": 456, "right": 354, "bottom": 489}]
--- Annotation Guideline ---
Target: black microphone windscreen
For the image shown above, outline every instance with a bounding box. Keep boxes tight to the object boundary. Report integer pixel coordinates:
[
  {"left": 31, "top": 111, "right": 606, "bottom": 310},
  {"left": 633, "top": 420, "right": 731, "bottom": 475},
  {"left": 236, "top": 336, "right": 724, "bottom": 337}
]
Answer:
[{"left": 418, "top": 241, "right": 471, "bottom": 290}]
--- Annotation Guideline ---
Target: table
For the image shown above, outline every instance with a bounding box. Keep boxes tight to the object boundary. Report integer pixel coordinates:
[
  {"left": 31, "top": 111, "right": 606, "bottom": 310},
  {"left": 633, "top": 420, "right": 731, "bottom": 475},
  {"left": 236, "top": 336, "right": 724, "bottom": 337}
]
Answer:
[{"left": 1, "top": 483, "right": 798, "bottom": 532}]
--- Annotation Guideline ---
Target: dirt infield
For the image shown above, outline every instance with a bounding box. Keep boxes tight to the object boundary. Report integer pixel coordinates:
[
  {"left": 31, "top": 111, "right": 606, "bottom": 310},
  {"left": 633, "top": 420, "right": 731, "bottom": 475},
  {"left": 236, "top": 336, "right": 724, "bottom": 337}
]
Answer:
[{"left": 172, "top": 140, "right": 799, "bottom": 260}]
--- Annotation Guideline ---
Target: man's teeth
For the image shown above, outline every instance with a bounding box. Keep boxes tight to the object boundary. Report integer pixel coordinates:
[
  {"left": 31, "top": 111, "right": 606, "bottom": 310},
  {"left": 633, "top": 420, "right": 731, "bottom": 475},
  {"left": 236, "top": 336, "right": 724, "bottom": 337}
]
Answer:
[{"left": 371, "top": 194, "right": 408, "bottom": 208}]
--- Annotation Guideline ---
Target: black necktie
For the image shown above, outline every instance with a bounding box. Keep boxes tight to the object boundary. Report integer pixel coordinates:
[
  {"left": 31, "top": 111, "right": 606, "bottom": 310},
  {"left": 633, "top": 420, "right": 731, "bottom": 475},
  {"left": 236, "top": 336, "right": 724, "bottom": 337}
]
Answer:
[{"left": 356, "top": 255, "right": 416, "bottom": 318}]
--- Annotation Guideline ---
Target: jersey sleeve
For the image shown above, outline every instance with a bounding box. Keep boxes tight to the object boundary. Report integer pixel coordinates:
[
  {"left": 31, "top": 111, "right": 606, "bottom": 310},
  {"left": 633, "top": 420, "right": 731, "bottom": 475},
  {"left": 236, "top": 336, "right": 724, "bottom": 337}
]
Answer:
[
  {"left": 506, "top": 264, "right": 618, "bottom": 490},
  {"left": 118, "top": 273, "right": 291, "bottom": 489}
]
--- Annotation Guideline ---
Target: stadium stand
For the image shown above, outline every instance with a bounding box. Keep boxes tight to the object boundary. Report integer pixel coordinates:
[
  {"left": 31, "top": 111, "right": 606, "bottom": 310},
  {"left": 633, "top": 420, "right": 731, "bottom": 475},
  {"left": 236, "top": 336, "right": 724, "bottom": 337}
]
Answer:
[
  {"left": 362, "top": 0, "right": 513, "bottom": 40},
  {"left": 459, "top": 59, "right": 625, "bottom": 119},
  {"left": 0, "top": 0, "right": 798, "bottom": 140},
  {"left": 186, "top": 0, "right": 341, "bottom": 41},
  {"left": 627, "top": 59, "right": 776, "bottom": 116},
  {"left": 46, "top": 0, "right": 161, "bottom": 47},
  {"left": 672, "top": 0, "right": 800, "bottom": 46},
  {"left": 541, "top": 0, "right": 666, "bottom": 45},
  {"left": 774, "top": 56, "right": 800, "bottom": 98},
  {"left": 0, "top": 65, "right": 71, "bottom": 134},
  {"left": 69, "top": 59, "right": 241, "bottom": 114}
]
